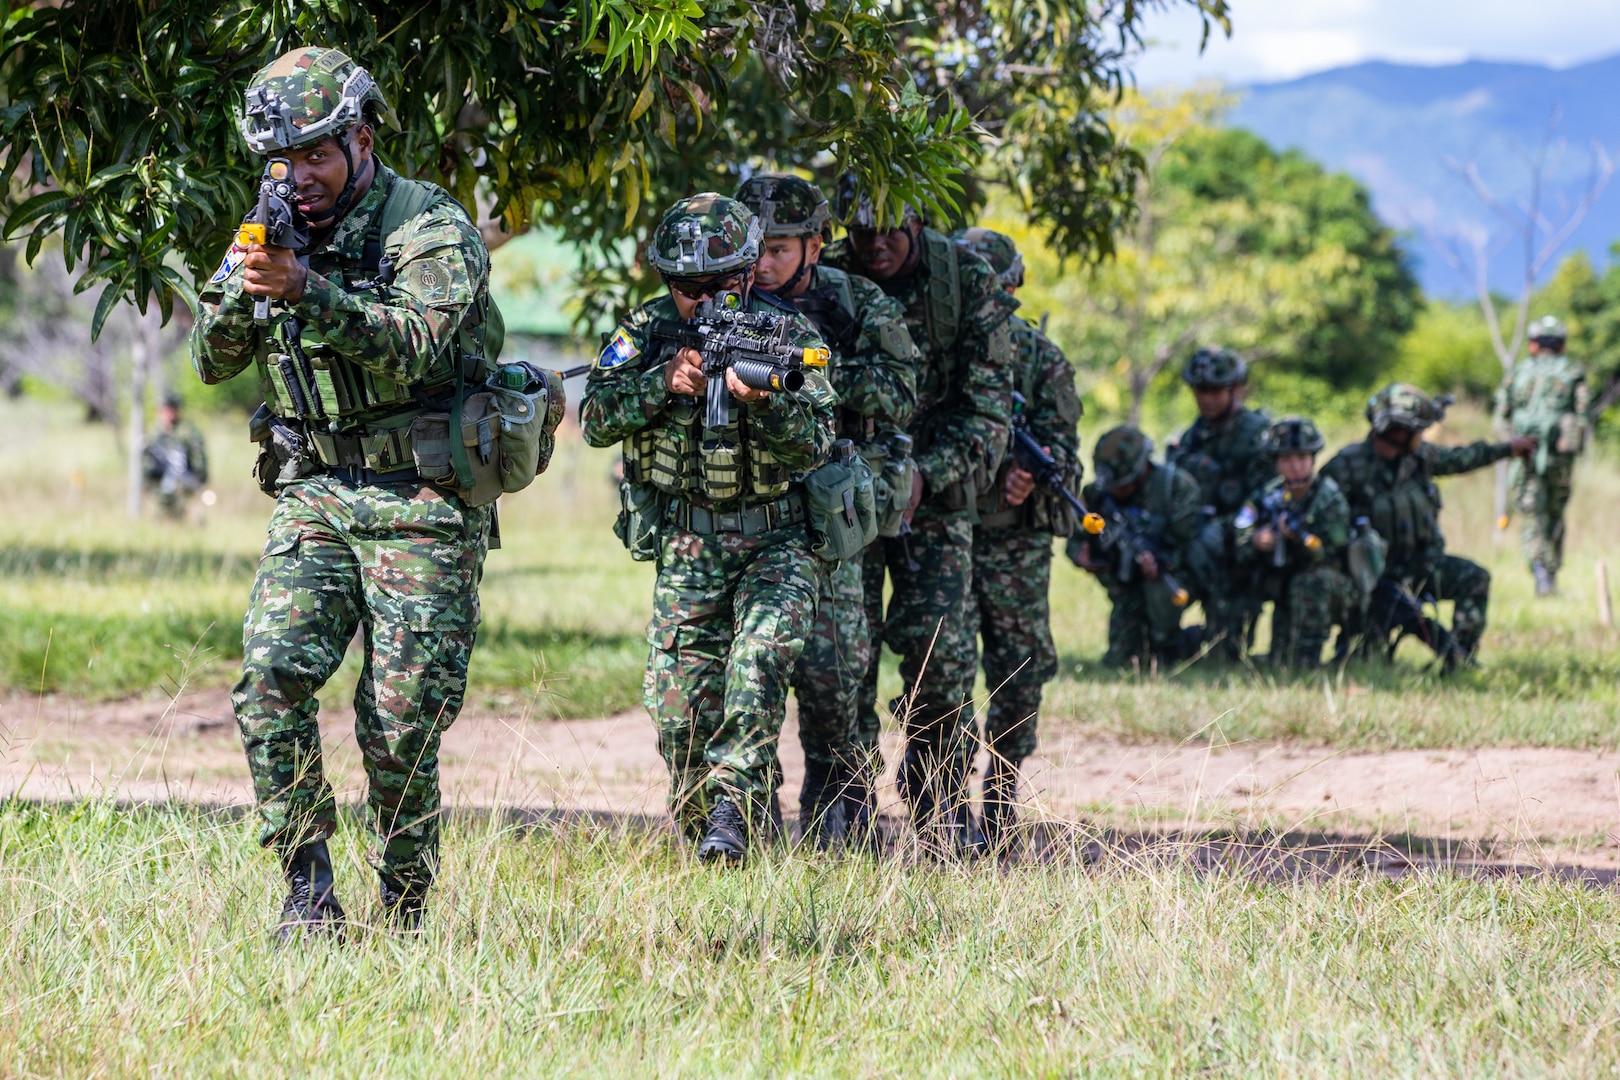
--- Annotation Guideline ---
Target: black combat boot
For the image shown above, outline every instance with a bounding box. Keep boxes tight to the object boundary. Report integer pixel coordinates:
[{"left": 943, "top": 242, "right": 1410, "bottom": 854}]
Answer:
[
  {"left": 379, "top": 875, "right": 428, "bottom": 933},
  {"left": 797, "top": 759, "right": 847, "bottom": 850},
  {"left": 901, "top": 746, "right": 977, "bottom": 859},
  {"left": 979, "top": 756, "right": 1023, "bottom": 857},
  {"left": 275, "top": 838, "right": 345, "bottom": 942},
  {"left": 698, "top": 798, "right": 748, "bottom": 865},
  {"left": 841, "top": 772, "right": 880, "bottom": 855},
  {"left": 1533, "top": 560, "right": 1556, "bottom": 597}
]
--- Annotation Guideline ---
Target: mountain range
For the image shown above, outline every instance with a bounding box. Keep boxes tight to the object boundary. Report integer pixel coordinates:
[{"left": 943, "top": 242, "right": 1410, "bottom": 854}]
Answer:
[{"left": 1229, "top": 54, "right": 1620, "bottom": 298}]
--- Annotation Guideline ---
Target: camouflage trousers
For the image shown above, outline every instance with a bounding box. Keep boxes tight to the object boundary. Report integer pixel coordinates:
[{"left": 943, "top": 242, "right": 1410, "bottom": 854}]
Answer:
[
  {"left": 1253, "top": 565, "right": 1361, "bottom": 668},
  {"left": 1511, "top": 456, "right": 1575, "bottom": 574},
  {"left": 1347, "top": 555, "right": 1492, "bottom": 661},
  {"left": 1099, "top": 575, "right": 1187, "bottom": 670},
  {"left": 1187, "top": 518, "right": 1254, "bottom": 660},
  {"left": 234, "top": 475, "right": 490, "bottom": 891},
  {"left": 645, "top": 524, "right": 822, "bottom": 841},
  {"left": 855, "top": 515, "right": 978, "bottom": 780},
  {"left": 790, "top": 556, "right": 870, "bottom": 771},
  {"left": 970, "top": 526, "right": 1057, "bottom": 764}
]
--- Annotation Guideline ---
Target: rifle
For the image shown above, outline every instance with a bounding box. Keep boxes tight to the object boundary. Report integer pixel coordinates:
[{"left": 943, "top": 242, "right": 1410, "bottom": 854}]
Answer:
[
  {"left": 235, "top": 158, "right": 308, "bottom": 325},
  {"left": 1254, "top": 487, "right": 1322, "bottom": 569},
  {"left": 647, "top": 291, "right": 829, "bottom": 427},
  {"left": 1090, "top": 494, "right": 1190, "bottom": 607},
  {"left": 1008, "top": 391, "right": 1103, "bottom": 536}
]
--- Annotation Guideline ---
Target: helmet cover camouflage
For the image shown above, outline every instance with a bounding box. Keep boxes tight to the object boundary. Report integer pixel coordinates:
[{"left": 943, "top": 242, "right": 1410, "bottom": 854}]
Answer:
[
  {"left": 833, "top": 173, "right": 919, "bottom": 231},
  {"left": 1262, "top": 416, "right": 1326, "bottom": 456},
  {"left": 1366, "top": 382, "right": 1441, "bottom": 434},
  {"left": 647, "top": 193, "right": 763, "bottom": 278},
  {"left": 1182, "top": 346, "right": 1248, "bottom": 388},
  {"left": 1092, "top": 425, "right": 1155, "bottom": 490},
  {"left": 733, "top": 174, "right": 832, "bottom": 238},
  {"left": 240, "top": 47, "right": 398, "bottom": 155},
  {"left": 953, "top": 227, "right": 1025, "bottom": 288},
  {"left": 1528, "top": 314, "right": 1568, "bottom": 346}
]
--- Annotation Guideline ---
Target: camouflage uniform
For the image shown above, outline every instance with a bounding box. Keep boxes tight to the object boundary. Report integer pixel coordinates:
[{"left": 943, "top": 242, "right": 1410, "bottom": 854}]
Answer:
[
  {"left": 823, "top": 221, "right": 1017, "bottom": 840},
  {"left": 1233, "top": 485, "right": 1356, "bottom": 670},
  {"left": 142, "top": 418, "right": 209, "bottom": 517},
  {"left": 192, "top": 48, "right": 494, "bottom": 918},
  {"left": 1071, "top": 429, "right": 1201, "bottom": 670},
  {"left": 1495, "top": 324, "right": 1587, "bottom": 586},
  {"left": 579, "top": 194, "right": 836, "bottom": 850},
  {"left": 1323, "top": 385, "right": 1515, "bottom": 664}
]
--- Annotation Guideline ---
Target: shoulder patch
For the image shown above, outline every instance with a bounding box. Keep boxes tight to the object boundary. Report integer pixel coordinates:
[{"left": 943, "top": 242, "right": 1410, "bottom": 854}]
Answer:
[
  {"left": 596, "top": 327, "right": 641, "bottom": 370},
  {"left": 210, "top": 243, "right": 246, "bottom": 284},
  {"left": 1234, "top": 504, "right": 1257, "bottom": 530},
  {"left": 877, "top": 318, "right": 912, "bottom": 359}
]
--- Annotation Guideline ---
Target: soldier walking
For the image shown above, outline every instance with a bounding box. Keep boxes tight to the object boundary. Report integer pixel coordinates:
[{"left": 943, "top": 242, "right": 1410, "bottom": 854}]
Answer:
[
  {"left": 1495, "top": 315, "right": 1589, "bottom": 596},
  {"left": 953, "top": 228, "right": 1082, "bottom": 851},
  {"left": 142, "top": 392, "right": 208, "bottom": 518},
  {"left": 193, "top": 48, "right": 500, "bottom": 934}
]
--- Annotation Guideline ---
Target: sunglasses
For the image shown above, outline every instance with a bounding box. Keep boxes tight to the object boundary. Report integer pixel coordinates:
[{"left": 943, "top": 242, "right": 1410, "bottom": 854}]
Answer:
[{"left": 664, "top": 273, "right": 747, "bottom": 300}]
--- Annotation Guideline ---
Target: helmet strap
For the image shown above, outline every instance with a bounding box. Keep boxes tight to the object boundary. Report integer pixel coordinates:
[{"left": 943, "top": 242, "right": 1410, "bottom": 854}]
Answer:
[{"left": 778, "top": 237, "right": 813, "bottom": 296}]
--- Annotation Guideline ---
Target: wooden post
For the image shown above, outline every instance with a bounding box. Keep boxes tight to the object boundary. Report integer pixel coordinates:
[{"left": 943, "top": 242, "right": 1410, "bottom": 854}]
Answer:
[{"left": 1598, "top": 560, "right": 1613, "bottom": 629}]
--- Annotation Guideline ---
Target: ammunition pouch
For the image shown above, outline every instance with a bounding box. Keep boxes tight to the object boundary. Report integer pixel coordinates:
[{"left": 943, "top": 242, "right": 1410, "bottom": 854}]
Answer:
[
  {"left": 1346, "top": 520, "right": 1388, "bottom": 601},
  {"left": 804, "top": 452, "right": 878, "bottom": 563},
  {"left": 933, "top": 457, "right": 995, "bottom": 517},
  {"left": 614, "top": 479, "right": 666, "bottom": 561}
]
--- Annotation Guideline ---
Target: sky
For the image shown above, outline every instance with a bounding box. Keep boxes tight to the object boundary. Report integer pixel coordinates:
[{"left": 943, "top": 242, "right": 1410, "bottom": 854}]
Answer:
[{"left": 1132, "top": 0, "right": 1620, "bottom": 86}]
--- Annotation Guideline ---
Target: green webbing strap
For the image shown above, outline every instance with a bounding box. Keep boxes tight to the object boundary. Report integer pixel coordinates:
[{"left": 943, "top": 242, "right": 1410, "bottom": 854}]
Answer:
[{"left": 448, "top": 348, "right": 473, "bottom": 490}]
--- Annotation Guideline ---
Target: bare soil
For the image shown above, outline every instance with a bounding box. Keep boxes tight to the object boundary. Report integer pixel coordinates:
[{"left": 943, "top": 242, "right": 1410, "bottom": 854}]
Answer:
[{"left": 3, "top": 688, "right": 1618, "bottom": 868}]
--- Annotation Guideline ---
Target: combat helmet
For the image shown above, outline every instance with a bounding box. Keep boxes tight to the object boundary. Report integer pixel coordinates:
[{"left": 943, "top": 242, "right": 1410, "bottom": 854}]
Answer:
[
  {"left": 240, "top": 47, "right": 398, "bottom": 155},
  {"left": 1092, "top": 425, "right": 1155, "bottom": 490},
  {"left": 647, "top": 193, "right": 763, "bottom": 278},
  {"left": 833, "top": 173, "right": 919, "bottom": 231},
  {"left": 953, "top": 227, "right": 1025, "bottom": 288},
  {"left": 1182, "top": 346, "right": 1248, "bottom": 388},
  {"left": 1262, "top": 416, "right": 1325, "bottom": 456},
  {"left": 1528, "top": 315, "right": 1568, "bottom": 347},
  {"left": 733, "top": 174, "right": 831, "bottom": 238},
  {"left": 1366, "top": 383, "right": 1443, "bottom": 434}
]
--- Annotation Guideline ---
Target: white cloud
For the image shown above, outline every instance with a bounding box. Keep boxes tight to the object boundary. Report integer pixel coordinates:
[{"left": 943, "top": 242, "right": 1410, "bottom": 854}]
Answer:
[{"left": 1133, "top": 0, "right": 1620, "bottom": 86}]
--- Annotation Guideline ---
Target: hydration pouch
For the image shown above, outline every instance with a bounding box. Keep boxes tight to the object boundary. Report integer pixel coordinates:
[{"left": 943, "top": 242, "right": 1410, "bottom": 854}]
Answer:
[
  {"left": 804, "top": 440, "right": 879, "bottom": 563},
  {"left": 485, "top": 362, "right": 568, "bottom": 492},
  {"left": 409, "top": 395, "right": 503, "bottom": 507},
  {"left": 1556, "top": 412, "right": 1586, "bottom": 455},
  {"left": 1346, "top": 517, "right": 1388, "bottom": 600},
  {"left": 613, "top": 479, "right": 665, "bottom": 561}
]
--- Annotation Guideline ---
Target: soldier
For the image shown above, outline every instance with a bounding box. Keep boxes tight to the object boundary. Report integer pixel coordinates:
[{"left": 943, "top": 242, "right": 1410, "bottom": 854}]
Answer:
[
  {"left": 142, "top": 392, "right": 209, "bottom": 518},
  {"left": 1495, "top": 315, "right": 1589, "bottom": 596},
  {"left": 579, "top": 193, "right": 837, "bottom": 865},
  {"left": 1068, "top": 427, "right": 1201, "bottom": 670},
  {"left": 1233, "top": 418, "right": 1359, "bottom": 669},
  {"left": 1165, "top": 348, "right": 1273, "bottom": 661},
  {"left": 952, "top": 227, "right": 1082, "bottom": 850},
  {"left": 1323, "top": 384, "right": 1535, "bottom": 669},
  {"left": 733, "top": 174, "right": 919, "bottom": 847},
  {"left": 193, "top": 48, "right": 499, "bottom": 934},
  {"left": 821, "top": 180, "right": 1018, "bottom": 853}
]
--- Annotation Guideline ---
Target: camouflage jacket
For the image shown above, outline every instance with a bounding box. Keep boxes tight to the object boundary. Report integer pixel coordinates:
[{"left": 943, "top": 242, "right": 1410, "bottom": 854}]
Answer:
[
  {"left": 1495, "top": 352, "right": 1589, "bottom": 472},
  {"left": 578, "top": 291, "right": 837, "bottom": 510},
  {"left": 1166, "top": 406, "right": 1273, "bottom": 519},
  {"left": 1081, "top": 462, "right": 1202, "bottom": 577},
  {"left": 1322, "top": 436, "right": 1512, "bottom": 576},
  {"left": 777, "top": 264, "right": 918, "bottom": 444},
  {"left": 823, "top": 228, "right": 1018, "bottom": 517},
  {"left": 142, "top": 423, "right": 209, "bottom": 485},
  {"left": 1233, "top": 474, "right": 1351, "bottom": 572},
  {"left": 192, "top": 165, "right": 489, "bottom": 426},
  {"left": 979, "top": 314, "right": 1083, "bottom": 534}
]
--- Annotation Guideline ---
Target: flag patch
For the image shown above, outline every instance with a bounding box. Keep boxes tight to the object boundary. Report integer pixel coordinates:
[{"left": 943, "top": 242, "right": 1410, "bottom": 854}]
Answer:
[
  {"left": 210, "top": 244, "right": 246, "bottom": 284},
  {"left": 596, "top": 327, "right": 640, "bottom": 370}
]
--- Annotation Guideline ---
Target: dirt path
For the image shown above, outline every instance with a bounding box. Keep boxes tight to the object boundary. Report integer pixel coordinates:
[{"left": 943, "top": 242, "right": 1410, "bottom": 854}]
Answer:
[{"left": 4, "top": 689, "right": 1619, "bottom": 868}]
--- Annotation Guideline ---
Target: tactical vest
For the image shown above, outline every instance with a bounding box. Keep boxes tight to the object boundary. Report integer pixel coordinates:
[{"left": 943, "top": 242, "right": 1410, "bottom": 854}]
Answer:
[
  {"left": 260, "top": 175, "right": 502, "bottom": 467},
  {"left": 978, "top": 321, "right": 1079, "bottom": 535},
  {"left": 793, "top": 269, "right": 869, "bottom": 441},
  {"left": 1334, "top": 443, "right": 1441, "bottom": 570},
  {"left": 1171, "top": 409, "right": 1266, "bottom": 516}
]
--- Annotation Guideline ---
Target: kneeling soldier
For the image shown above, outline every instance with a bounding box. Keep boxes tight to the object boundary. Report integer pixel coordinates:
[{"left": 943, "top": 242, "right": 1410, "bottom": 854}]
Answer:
[{"left": 1233, "top": 418, "right": 1358, "bottom": 669}]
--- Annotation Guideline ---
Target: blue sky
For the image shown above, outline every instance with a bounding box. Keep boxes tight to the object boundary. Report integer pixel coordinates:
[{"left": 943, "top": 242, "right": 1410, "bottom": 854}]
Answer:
[{"left": 1134, "top": 0, "right": 1620, "bottom": 86}]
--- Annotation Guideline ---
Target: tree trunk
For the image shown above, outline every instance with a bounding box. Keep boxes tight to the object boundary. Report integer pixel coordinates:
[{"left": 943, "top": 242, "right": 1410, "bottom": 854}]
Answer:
[{"left": 125, "top": 305, "right": 160, "bottom": 519}]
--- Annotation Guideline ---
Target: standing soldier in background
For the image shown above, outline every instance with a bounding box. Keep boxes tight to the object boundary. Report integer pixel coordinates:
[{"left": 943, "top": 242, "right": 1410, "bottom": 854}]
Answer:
[
  {"left": 952, "top": 227, "right": 1081, "bottom": 851},
  {"left": 580, "top": 194, "right": 837, "bottom": 864},
  {"left": 1069, "top": 427, "right": 1202, "bottom": 669},
  {"left": 1495, "top": 316, "right": 1588, "bottom": 596},
  {"left": 142, "top": 392, "right": 208, "bottom": 518},
  {"left": 734, "top": 174, "right": 919, "bottom": 847},
  {"left": 1323, "top": 384, "right": 1536, "bottom": 669},
  {"left": 193, "top": 48, "right": 498, "bottom": 935},
  {"left": 1166, "top": 348, "right": 1273, "bottom": 661},
  {"left": 1232, "top": 418, "right": 1358, "bottom": 669},
  {"left": 823, "top": 181, "right": 1017, "bottom": 853}
]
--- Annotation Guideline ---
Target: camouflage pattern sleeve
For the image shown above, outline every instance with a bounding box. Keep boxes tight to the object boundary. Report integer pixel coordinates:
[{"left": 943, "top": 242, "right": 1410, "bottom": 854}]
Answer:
[
  {"left": 1423, "top": 439, "right": 1511, "bottom": 476},
  {"left": 915, "top": 254, "right": 1018, "bottom": 493},
  {"left": 1021, "top": 323, "right": 1083, "bottom": 475},
  {"left": 579, "top": 303, "right": 672, "bottom": 448},
  {"left": 1319, "top": 443, "right": 1365, "bottom": 515},
  {"left": 1160, "top": 466, "right": 1204, "bottom": 574},
  {"left": 745, "top": 311, "right": 838, "bottom": 473},
  {"left": 290, "top": 202, "right": 488, "bottom": 385},
  {"left": 191, "top": 245, "right": 261, "bottom": 385},
  {"left": 836, "top": 272, "right": 919, "bottom": 429},
  {"left": 1307, "top": 476, "right": 1352, "bottom": 562}
]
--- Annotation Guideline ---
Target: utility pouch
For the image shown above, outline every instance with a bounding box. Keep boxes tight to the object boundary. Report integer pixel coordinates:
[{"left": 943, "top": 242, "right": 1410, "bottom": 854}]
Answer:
[
  {"left": 804, "top": 439, "right": 878, "bottom": 563},
  {"left": 613, "top": 479, "right": 665, "bottom": 561},
  {"left": 484, "top": 362, "right": 568, "bottom": 493},
  {"left": 408, "top": 395, "right": 504, "bottom": 507},
  {"left": 1556, "top": 412, "right": 1585, "bottom": 455},
  {"left": 1346, "top": 517, "right": 1388, "bottom": 600},
  {"left": 867, "top": 434, "right": 917, "bottom": 538}
]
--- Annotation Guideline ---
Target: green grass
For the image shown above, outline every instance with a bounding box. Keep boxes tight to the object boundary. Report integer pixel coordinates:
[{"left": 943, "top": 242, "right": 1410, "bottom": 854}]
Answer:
[{"left": 4, "top": 801, "right": 1620, "bottom": 1076}]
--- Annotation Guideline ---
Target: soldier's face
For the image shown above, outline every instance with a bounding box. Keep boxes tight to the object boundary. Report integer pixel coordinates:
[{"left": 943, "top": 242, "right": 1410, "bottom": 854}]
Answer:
[
  {"left": 666, "top": 269, "right": 753, "bottom": 320},
  {"left": 284, "top": 127, "right": 374, "bottom": 224},
  {"left": 754, "top": 236, "right": 822, "bottom": 295},
  {"left": 158, "top": 406, "right": 179, "bottom": 431},
  {"left": 1192, "top": 385, "right": 1237, "bottom": 420},
  {"left": 1276, "top": 452, "right": 1314, "bottom": 486},
  {"left": 848, "top": 221, "right": 920, "bottom": 281}
]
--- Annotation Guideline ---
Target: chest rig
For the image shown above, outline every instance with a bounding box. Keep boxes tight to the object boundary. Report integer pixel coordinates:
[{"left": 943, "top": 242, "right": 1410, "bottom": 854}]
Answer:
[{"left": 1338, "top": 443, "right": 1441, "bottom": 570}]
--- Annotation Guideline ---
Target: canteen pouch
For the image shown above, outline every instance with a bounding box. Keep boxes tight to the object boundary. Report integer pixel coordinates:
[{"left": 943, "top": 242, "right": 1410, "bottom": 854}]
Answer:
[
  {"left": 804, "top": 441, "right": 878, "bottom": 563},
  {"left": 408, "top": 394, "right": 503, "bottom": 507},
  {"left": 864, "top": 443, "right": 917, "bottom": 538},
  {"left": 1346, "top": 518, "right": 1388, "bottom": 600},
  {"left": 614, "top": 479, "right": 664, "bottom": 561},
  {"left": 1556, "top": 412, "right": 1586, "bottom": 455},
  {"left": 484, "top": 363, "right": 568, "bottom": 493}
]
